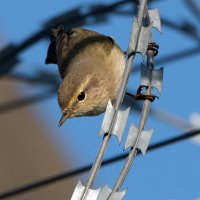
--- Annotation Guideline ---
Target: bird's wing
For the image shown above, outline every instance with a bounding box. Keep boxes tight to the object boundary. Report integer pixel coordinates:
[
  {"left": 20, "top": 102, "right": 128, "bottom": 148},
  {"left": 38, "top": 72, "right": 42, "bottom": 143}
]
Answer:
[{"left": 45, "top": 25, "right": 115, "bottom": 79}]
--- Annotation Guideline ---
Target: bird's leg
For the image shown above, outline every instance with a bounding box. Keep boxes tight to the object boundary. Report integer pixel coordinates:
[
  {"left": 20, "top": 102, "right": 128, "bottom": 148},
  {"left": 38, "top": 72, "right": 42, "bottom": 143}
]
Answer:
[
  {"left": 126, "top": 85, "right": 159, "bottom": 102},
  {"left": 123, "top": 50, "right": 135, "bottom": 58},
  {"left": 134, "top": 85, "right": 159, "bottom": 102}
]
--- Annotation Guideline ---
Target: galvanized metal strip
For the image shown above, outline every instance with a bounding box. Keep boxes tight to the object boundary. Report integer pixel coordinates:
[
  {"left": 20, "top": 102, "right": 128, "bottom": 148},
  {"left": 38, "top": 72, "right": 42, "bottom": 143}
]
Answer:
[
  {"left": 124, "top": 123, "right": 138, "bottom": 150},
  {"left": 148, "top": 9, "right": 161, "bottom": 32},
  {"left": 112, "top": 106, "right": 130, "bottom": 143},
  {"left": 99, "top": 100, "right": 130, "bottom": 144},
  {"left": 108, "top": 190, "right": 127, "bottom": 200},
  {"left": 141, "top": 64, "right": 164, "bottom": 94},
  {"left": 96, "top": 185, "right": 111, "bottom": 200},
  {"left": 127, "top": 17, "right": 152, "bottom": 58},
  {"left": 137, "top": 24, "right": 152, "bottom": 58},
  {"left": 97, "top": 185, "right": 126, "bottom": 200},
  {"left": 71, "top": 181, "right": 101, "bottom": 200},
  {"left": 71, "top": 181, "right": 84, "bottom": 200},
  {"left": 127, "top": 17, "right": 140, "bottom": 55},
  {"left": 99, "top": 100, "right": 115, "bottom": 137},
  {"left": 125, "top": 123, "right": 154, "bottom": 155},
  {"left": 137, "top": 129, "right": 154, "bottom": 155}
]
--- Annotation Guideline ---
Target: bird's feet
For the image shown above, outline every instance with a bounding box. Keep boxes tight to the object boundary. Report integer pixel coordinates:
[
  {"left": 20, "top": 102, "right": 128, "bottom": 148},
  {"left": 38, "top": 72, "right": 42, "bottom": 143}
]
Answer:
[{"left": 126, "top": 85, "right": 159, "bottom": 102}]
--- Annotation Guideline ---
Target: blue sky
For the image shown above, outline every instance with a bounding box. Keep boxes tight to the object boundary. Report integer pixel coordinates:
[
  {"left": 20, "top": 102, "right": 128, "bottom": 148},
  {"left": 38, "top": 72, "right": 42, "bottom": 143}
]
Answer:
[{"left": 0, "top": 0, "right": 200, "bottom": 200}]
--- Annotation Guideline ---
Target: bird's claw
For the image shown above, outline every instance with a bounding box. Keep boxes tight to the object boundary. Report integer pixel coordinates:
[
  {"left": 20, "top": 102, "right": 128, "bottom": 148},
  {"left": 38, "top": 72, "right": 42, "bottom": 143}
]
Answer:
[
  {"left": 147, "top": 42, "right": 159, "bottom": 56},
  {"left": 134, "top": 85, "right": 159, "bottom": 102},
  {"left": 134, "top": 93, "right": 159, "bottom": 102}
]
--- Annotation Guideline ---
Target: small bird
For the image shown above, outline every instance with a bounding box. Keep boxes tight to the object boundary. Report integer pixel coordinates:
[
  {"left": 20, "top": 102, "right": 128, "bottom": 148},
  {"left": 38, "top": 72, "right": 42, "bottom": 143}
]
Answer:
[{"left": 45, "top": 25, "right": 126, "bottom": 126}]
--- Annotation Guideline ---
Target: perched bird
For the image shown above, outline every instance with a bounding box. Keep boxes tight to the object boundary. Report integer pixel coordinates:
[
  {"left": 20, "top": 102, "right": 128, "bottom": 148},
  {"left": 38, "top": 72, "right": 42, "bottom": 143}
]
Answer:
[{"left": 45, "top": 25, "right": 126, "bottom": 126}]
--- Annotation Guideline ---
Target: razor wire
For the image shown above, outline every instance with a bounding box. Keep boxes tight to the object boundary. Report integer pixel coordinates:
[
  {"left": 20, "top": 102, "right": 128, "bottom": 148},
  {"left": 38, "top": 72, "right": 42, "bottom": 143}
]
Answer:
[
  {"left": 71, "top": 0, "right": 163, "bottom": 199},
  {"left": 0, "top": 0, "right": 199, "bottom": 199}
]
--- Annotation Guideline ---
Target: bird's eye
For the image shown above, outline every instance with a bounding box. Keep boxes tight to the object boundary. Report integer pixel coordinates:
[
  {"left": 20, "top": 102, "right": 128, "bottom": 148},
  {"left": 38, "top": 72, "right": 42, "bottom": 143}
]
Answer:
[{"left": 77, "top": 92, "right": 86, "bottom": 102}]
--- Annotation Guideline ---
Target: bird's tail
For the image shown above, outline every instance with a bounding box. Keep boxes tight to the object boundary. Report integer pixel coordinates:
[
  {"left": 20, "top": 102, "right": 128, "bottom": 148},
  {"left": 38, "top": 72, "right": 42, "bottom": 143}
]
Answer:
[{"left": 45, "top": 25, "right": 64, "bottom": 65}]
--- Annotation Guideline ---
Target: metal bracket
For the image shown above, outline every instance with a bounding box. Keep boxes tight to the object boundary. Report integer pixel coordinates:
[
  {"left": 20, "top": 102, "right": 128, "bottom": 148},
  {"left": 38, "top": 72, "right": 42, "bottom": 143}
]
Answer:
[
  {"left": 71, "top": 181, "right": 101, "bottom": 200},
  {"left": 141, "top": 64, "right": 164, "bottom": 94},
  {"left": 125, "top": 123, "right": 154, "bottom": 155},
  {"left": 97, "top": 185, "right": 126, "bottom": 200},
  {"left": 71, "top": 181, "right": 126, "bottom": 200},
  {"left": 148, "top": 9, "right": 162, "bottom": 32},
  {"left": 99, "top": 100, "right": 130, "bottom": 144},
  {"left": 127, "top": 17, "right": 152, "bottom": 59}
]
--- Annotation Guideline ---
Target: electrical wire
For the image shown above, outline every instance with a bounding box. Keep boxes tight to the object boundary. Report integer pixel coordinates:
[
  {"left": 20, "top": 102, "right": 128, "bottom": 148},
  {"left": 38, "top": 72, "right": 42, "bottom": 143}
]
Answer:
[
  {"left": 0, "top": 129, "right": 199, "bottom": 199},
  {"left": 0, "top": 0, "right": 136, "bottom": 76}
]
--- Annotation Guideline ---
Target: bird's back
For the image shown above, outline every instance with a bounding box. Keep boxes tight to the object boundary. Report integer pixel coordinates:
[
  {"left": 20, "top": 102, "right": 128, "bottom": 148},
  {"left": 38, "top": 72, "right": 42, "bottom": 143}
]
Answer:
[{"left": 45, "top": 25, "right": 119, "bottom": 79}]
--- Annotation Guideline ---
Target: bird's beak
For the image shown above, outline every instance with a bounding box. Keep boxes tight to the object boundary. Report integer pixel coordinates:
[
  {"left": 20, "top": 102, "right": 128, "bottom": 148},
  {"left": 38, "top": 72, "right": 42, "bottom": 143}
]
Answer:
[{"left": 58, "top": 111, "right": 70, "bottom": 127}]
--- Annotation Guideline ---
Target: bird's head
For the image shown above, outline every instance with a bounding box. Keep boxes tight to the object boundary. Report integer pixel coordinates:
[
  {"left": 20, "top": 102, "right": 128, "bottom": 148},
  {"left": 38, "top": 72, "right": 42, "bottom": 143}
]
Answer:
[{"left": 58, "top": 70, "right": 108, "bottom": 126}]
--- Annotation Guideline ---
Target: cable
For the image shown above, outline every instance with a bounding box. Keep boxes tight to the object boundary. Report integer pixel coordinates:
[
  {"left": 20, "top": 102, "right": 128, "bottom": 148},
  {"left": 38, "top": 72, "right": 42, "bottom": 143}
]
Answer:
[
  {"left": 2, "top": 0, "right": 193, "bottom": 77},
  {"left": 184, "top": 0, "right": 200, "bottom": 22},
  {"left": 0, "top": 88, "right": 56, "bottom": 114},
  {"left": 0, "top": 0, "right": 136, "bottom": 76},
  {"left": 0, "top": 128, "right": 199, "bottom": 199}
]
